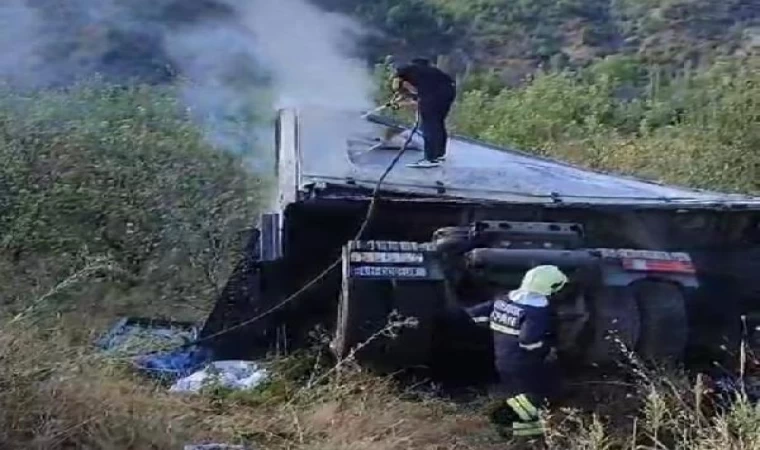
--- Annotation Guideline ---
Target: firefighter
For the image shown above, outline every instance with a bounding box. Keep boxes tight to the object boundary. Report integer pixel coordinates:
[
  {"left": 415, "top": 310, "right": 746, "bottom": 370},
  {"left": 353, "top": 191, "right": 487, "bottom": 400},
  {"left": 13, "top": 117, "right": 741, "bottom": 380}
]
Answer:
[
  {"left": 466, "top": 265, "right": 569, "bottom": 438},
  {"left": 390, "top": 58, "right": 456, "bottom": 168}
]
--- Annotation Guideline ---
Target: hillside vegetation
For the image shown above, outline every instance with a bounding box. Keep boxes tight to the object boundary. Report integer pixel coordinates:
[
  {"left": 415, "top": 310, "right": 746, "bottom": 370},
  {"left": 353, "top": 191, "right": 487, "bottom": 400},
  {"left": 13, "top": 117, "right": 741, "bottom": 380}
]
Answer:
[
  {"left": 0, "top": 83, "right": 267, "bottom": 322},
  {"left": 451, "top": 55, "right": 760, "bottom": 193},
  {"left": 20, "top": 0, "right": 760, "bottom": 87},
  {"left": 374, "top": 53, "right": 760, "bottom": 193},
  {"left": 1, "top": 0, "right": 760, "bottom": 448},
  {"left": 329, "top": 0, "right": 760, "bottom": 80}
]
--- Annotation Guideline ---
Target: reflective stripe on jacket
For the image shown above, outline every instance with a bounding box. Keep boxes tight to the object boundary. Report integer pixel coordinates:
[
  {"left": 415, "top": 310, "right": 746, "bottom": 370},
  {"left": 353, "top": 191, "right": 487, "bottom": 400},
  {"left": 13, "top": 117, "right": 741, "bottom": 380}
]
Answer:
[{"left": 465, "top": 289, "right": 551, "bottom": 353}]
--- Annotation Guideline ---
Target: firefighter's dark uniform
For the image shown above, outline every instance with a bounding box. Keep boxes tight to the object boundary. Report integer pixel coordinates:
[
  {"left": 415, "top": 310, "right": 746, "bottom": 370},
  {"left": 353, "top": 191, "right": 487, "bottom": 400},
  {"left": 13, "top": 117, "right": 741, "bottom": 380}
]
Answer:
[
  {"left": 466, "top": 265, "right": 568, "bottom": 437},
  {"left": 393, "top": 59, "right": 456, "bottom": 165}
]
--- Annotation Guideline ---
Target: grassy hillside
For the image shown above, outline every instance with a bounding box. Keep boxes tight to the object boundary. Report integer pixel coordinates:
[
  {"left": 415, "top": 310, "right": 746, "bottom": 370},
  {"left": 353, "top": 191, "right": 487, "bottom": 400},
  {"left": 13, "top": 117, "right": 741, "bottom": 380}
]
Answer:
[
  {"left": 451, "top": 55, "right": 760, "bottom": 193},
  {"left": 20, "top": 0, "right": 760, "bottom": 87},
  {"left": 373, "top": 53, "right": 760, "bottom": 194},
  {"left": 0, "top": 83, "right": 268, "bottom": 323},
  {"left": 2, "top": 1, "right": 760, "bottom": 448},
  {"left": 3, "top": 318, "right": 760, "bottom": 449},
  {"left": 328, "top": 0, "right": 760, "bottom": 81}
]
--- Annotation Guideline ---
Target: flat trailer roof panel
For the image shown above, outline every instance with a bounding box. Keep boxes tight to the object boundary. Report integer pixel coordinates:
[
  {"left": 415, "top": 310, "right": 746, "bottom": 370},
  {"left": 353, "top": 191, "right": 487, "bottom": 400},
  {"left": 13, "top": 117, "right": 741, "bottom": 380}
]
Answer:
[{"left": 291, "top": 107, "right": 760, "bottom": 208}]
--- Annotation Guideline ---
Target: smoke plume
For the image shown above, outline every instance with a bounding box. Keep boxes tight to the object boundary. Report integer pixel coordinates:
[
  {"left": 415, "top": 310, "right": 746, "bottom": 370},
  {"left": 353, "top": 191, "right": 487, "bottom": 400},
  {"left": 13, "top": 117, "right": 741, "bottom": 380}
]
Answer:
[
  {"left": 0, "top": 0, "right": 376, "bottom": 170},
  {"left": 237, "top": 0, "right": 374, "bottom": 110},
  {"left": 167, "top": 0, "right": 375, "bottom": 171},
  {"left": 0, "top": 1, "right": 44, "bottom": 87}
]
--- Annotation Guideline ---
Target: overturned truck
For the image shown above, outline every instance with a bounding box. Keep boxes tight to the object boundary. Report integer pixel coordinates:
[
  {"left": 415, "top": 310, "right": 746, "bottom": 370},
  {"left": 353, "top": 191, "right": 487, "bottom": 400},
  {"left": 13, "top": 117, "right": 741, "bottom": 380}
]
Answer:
[{"left": 201, "top": 107, "right": 760, "bottom": 382}]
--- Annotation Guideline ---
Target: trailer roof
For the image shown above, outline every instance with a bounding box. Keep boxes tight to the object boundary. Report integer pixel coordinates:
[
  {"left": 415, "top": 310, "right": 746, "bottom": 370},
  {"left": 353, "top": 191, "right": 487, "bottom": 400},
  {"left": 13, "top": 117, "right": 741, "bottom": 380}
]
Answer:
[{"left": 288, "top": 107, "right": 760, "bottom": 209}]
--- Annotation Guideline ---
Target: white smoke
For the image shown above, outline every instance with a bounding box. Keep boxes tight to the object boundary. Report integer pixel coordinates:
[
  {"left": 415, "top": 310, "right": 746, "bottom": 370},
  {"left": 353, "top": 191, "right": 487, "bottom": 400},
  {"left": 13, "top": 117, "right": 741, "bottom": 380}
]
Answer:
[
  {"left": 0, "top": 0, "right": 376, "bottom": 171},
  {"left": 235, "top": 0, "right": 374, "bottom": 110},
  {"left": 168, "top": 0, "right": 373, "bottom": 111},
  {"left": 166, "top": 0, "right": 376, "bottom": 172},
  {"left": 0, "top": 1, "right": 44, "bottom": 87}
]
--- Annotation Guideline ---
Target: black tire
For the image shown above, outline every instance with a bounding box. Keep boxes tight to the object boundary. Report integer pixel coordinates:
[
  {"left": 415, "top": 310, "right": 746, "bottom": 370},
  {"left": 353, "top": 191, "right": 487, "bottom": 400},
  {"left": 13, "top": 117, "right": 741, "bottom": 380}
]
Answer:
[
  {"left": 634, "top": 280, "right": 688, "bottom": 362},
  {"left": 586, "top": 286, "right": 641, "bottom": 364}
]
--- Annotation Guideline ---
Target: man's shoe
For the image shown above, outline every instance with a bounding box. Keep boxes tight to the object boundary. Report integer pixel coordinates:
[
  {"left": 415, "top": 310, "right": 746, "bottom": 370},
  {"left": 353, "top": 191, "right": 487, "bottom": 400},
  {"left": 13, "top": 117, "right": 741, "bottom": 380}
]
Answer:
[{"left": 406, "top": 158, "right": 441, "bottom": 168}]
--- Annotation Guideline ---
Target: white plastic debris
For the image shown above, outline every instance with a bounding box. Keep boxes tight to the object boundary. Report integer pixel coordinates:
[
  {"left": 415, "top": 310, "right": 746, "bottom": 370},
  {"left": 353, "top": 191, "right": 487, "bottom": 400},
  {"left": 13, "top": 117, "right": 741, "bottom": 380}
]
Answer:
[{"left": 170, "top": 360, "right": 268, "bottom": 393}]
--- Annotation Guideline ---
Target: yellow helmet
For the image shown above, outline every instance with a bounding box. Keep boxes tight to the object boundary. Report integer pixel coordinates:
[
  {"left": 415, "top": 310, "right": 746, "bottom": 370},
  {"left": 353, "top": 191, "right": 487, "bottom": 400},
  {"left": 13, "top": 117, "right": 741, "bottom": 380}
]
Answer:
[{"left": 519, "top": 265, "right": 568, "bottom": 296}]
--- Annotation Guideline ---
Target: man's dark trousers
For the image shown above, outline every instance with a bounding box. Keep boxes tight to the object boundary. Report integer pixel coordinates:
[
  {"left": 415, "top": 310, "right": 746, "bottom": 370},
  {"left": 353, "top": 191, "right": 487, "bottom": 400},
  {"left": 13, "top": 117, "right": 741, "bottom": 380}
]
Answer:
[{"left": 418, "top": 84, "right": 455, "bottom": 161}]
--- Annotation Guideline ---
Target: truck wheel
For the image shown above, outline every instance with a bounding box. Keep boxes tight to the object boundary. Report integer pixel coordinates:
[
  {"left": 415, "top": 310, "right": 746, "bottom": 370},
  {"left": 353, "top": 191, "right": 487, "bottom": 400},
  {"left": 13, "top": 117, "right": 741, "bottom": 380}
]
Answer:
[
  {"left": 633, "top": 280, "right": 688, "bottom": 363},
  {"left": 586, "top": 286, "right": 640, "bottom": 364}
]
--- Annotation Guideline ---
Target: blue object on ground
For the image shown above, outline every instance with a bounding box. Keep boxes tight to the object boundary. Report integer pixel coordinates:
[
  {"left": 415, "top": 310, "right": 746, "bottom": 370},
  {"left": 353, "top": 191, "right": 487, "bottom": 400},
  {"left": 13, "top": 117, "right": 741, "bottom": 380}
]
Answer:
[
  {"left": 95, "top": 317, "right": 200, "bottom": 351},
  {"left": 133, "top": 346, "right": 214, "bottom": 381},
  {"left": 95, "top": 316, "right": 214, "bottom": 382}
]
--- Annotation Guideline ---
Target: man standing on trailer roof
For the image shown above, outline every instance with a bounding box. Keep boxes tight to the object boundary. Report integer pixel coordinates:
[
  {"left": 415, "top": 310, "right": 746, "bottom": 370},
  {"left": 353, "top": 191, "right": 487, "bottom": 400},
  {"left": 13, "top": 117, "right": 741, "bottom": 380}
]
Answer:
[{"left": 391, "top": 57, "right": 456, "bottom": 169}]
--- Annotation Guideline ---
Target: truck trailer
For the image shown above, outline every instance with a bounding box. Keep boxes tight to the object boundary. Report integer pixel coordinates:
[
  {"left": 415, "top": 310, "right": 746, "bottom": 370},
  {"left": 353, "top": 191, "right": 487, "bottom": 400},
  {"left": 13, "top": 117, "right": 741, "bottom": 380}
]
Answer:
[{"left": 200, "top": 106, "right": 760, "bottom": 382}]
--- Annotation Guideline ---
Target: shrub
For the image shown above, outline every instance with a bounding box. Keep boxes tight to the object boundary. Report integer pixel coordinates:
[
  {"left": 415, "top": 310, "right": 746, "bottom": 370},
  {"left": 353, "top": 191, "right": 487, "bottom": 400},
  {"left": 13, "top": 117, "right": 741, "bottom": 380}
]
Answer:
[
  {"left": 451, "top": 56, "right": 760, "bottom": 194},
  {"left": 0, "top": 81, "right": 269, "bottom": 320}
]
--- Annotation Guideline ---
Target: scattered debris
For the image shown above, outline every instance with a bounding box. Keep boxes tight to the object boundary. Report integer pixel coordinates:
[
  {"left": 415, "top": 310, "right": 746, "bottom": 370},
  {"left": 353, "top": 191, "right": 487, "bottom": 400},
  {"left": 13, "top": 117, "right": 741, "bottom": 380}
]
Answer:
[
  {"left": 134, "top": 346, "right": 214, "bottom": 381},
  {"left": 703, "top": 369, "right": 760, "bottom": 412},
  {"left": 170, "top": 360, "right": 269, "bottom": 393},
  {"left": 96, "top": 317, "right": 199, "bottom": 355},
  {"left": 96, "top": 317, "right": 213, "bottom": 381}
]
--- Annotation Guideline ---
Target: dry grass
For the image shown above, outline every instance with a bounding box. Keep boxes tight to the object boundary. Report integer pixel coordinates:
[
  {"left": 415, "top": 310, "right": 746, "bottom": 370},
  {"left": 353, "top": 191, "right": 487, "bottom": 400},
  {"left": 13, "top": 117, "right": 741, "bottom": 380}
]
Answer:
[
  {"left": 0, "top": 320, "right": 509, "bottom": 450},
  {"left": 0, "top": 244, "right": 758, "bottom": 450},
  {"left": 3, "top": 315, "right": 760, "bottom": 450}
]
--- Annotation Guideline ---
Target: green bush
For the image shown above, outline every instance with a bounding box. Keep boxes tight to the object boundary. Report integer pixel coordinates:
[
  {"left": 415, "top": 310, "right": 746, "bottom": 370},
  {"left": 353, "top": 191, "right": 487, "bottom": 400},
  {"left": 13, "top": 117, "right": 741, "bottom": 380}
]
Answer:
[
  {"left": 451, "top": 56, "right": 760, "bottom": 194},
  {"left": 0, "top": 81, "right": 268, "bottom": 318}
]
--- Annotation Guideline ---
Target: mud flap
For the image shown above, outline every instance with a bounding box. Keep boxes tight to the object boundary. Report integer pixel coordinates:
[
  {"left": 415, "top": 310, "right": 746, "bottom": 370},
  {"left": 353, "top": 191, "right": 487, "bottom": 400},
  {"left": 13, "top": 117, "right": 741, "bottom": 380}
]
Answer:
[
  {"left": 585, "top": 286, "right": 641, "bottom": 364},
  {"left": 634, "top": 280, "right": 688, "bottom": 362},
  {"left": 332, "top": 276, "right": 447, "bottom": 374}
]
